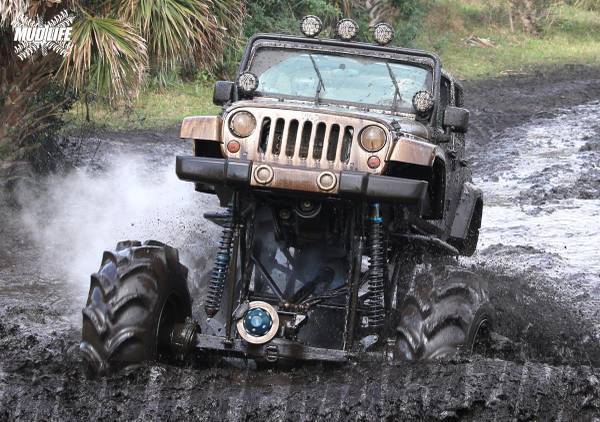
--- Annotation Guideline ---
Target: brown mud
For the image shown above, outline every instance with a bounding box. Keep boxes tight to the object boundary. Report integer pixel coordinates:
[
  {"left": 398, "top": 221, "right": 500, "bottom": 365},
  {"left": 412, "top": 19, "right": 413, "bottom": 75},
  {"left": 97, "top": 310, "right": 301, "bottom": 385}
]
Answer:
[{"left": 1, "top": 65, "right": 600, "bottom": 420}]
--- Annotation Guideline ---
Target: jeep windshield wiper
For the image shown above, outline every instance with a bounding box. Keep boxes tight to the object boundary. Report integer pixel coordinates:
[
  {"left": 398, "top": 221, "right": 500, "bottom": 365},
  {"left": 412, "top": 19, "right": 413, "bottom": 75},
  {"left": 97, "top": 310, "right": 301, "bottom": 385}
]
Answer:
[
  {"left": 308, "top": 54, "right": 326, "bottom": 104},
  {"left": 385, "top": 62, "right": 402, "bottom": 111}
]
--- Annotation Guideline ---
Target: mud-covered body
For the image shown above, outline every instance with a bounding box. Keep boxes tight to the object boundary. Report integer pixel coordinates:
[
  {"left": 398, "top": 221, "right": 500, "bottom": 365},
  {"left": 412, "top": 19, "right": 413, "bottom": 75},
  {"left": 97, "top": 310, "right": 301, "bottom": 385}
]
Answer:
[{"left": 82, "top": 29, "right": 490, "bottom": 371}]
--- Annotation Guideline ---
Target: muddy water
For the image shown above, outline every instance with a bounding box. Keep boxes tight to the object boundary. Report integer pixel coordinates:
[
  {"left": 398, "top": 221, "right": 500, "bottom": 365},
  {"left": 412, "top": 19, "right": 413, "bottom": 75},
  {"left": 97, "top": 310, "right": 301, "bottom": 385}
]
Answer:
[
  {"left": 1, "top": 99, "right": 600, "bottom": 419},
  {"left": 470, "top": 101, "right": 600, "bottom": 344},
  {"left": 477, "top": 101, "right": 600, "bottom": 275}
]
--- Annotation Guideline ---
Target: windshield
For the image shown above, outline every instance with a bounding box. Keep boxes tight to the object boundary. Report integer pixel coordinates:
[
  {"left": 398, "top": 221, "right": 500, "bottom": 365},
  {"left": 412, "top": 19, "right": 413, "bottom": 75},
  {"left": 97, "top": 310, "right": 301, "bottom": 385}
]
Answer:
[{"left": 248, "top": 47, "right": 433, "bottom": 113}]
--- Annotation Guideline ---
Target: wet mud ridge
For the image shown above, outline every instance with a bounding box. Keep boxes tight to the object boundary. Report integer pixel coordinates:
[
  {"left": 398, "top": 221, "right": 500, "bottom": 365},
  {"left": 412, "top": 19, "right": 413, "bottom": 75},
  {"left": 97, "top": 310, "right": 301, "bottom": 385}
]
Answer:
[{"left": 1, "top": 66, "right": 600, "bottom": 420}]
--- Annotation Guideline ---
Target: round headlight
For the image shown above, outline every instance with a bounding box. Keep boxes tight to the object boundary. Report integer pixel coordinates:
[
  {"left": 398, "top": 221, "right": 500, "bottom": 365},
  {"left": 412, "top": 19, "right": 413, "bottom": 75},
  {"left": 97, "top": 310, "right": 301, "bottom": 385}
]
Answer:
[
  {"left": 360, "top": 126, "right": 386, "bottom": 152},
  {"left": 336, "top": 19, "right": 359, "bottom": 41},
  {"left": 229, "top": 111, "right": 256, "bottom": 138},
  {"left": 300, "top": 15, "right": 322, "bottom": 37}
]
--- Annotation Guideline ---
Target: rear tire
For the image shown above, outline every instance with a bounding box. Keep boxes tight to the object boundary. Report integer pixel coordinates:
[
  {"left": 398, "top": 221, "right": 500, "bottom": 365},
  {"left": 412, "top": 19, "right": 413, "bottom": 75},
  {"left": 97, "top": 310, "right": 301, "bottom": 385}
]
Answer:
[
  {"left": 395, "top": 263, "right": 493, "bottom": 360},
  {"left": 80, "top": 240, "right": 191, "bottom": 375}
]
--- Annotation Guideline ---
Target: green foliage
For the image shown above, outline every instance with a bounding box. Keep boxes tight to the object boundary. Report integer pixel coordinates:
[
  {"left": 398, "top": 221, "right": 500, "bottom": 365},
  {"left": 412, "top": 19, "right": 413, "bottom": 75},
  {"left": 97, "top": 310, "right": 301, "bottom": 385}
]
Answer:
[
  {"left": 59, "top": 14, "right": 148, "bottom": 100},
  {"left": 244, "top": 0, "right": 341, "bottom": 37}
]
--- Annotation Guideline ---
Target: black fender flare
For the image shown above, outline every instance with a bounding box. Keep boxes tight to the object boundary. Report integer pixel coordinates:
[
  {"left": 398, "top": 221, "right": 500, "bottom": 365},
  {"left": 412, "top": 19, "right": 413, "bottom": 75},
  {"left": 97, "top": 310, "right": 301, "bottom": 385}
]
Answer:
[{"left": 449, "top": 182, "right": 483, "bottom": 240}]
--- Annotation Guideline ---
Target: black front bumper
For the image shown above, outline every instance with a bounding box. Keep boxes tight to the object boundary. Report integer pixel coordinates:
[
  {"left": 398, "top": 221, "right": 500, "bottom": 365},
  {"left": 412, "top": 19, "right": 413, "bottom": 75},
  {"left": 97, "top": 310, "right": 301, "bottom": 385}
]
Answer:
[{"left": 176, "top": 156, "right": 427, "bottom": 203}]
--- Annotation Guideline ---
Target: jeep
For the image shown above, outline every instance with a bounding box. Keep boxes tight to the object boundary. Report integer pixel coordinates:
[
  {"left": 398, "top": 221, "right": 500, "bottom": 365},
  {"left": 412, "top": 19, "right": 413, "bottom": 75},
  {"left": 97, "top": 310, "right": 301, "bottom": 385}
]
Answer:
[{"left": 81, "top": 17, "right": 491, "bottom": 374}]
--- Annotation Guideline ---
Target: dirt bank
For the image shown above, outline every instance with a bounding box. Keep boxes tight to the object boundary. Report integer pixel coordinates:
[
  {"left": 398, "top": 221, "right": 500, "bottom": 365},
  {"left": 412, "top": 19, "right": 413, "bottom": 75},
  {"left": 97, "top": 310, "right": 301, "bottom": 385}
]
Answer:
[{"left": 1, "top": 64, "right": 599, "bottom": 420}]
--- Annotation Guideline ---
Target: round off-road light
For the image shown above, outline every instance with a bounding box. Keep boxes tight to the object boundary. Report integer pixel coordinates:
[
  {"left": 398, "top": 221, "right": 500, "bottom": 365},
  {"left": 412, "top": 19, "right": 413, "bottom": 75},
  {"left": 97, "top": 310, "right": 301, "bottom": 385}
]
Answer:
[
  {"left": 367, "top": 156, "right": 381, "bottom": 169},
  {"left": 300, "top": 15, "right": 322, "bottom": 37},
  {"left": 237, "top": 71, "right": 259, "bottom": 95},
  {"left": 227, "top": 140, "right": 240, "bottom": 153},
  {"left": 373, "top": 23, "right": 394, "bottom": 45},
  {"left": 229, "top": 111, "right": 256, "bottom": 137},
  {"left": 336, "top": 19, "right": 359, "bottom": 40},
  {"left": 254, "top": 164, "right": 274, "bottom": 185},
  {"left": 360, "top": 125, "right": 386, "bottom": 152},
  {"left": 237, "top": 301, "right": 279, "bottom": 344},
  {"left": 412, "top": 91, "right": 435, "bottom": 116},
  {"left": 316, "top": 171, "right": 337, "bottom": 191}
]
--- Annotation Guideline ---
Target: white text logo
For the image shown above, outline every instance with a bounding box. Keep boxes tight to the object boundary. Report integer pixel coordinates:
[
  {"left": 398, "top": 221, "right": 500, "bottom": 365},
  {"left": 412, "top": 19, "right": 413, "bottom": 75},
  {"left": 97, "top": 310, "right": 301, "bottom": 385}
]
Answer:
[{"left": 12, "top": 10, "right": 75, "bottom": 60}]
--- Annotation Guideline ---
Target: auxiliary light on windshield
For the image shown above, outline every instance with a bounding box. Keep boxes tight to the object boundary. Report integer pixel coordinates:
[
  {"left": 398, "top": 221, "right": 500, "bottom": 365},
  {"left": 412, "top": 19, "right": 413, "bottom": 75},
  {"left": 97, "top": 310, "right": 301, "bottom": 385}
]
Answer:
[
  {"left": 336, "top": 18, "right": 359, "bottom": 41},
  {"left": 373, "top": 23, "right": 394, "bottom": 46},
  {"left": 300, "top": 15, "right": 322, "bottom": 37}
]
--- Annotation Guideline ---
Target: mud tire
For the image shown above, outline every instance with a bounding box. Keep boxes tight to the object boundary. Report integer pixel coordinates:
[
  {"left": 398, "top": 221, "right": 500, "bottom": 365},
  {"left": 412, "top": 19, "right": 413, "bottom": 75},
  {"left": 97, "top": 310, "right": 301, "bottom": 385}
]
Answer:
[
  {"left": 395, "top": 263, "right": 493, "bottom": 360},
  {"left": 80, "top": 240, "right": 191, "bottom": 375}
]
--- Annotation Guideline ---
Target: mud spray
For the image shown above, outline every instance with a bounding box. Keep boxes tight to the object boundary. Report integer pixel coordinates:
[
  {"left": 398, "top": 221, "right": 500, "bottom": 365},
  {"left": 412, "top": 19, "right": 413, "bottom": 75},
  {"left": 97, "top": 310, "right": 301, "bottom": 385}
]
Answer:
[{"left": 12, "top": 138, "right": 221, "bottom": 321}]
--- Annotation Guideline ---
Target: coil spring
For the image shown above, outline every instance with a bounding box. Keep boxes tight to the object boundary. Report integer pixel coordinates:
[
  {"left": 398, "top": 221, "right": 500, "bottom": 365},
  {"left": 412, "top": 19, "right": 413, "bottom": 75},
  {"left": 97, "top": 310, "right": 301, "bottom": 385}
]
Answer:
[
  {"left": 366, "top": 203, "right": 385, "bottom": 327},
  {"left": 205, "top": 207, "right": 234, "bottom": 317}
]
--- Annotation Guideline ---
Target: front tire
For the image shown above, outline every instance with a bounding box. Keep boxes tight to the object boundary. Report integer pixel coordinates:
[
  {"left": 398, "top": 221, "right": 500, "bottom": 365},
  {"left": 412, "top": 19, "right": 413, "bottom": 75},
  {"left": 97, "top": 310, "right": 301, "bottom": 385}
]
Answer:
[
  {"left": 80, "top": 240, "right": 191, "bottom": 375},
  {"left": 395, "top": 263, "right": 493, "bottom": 360}
]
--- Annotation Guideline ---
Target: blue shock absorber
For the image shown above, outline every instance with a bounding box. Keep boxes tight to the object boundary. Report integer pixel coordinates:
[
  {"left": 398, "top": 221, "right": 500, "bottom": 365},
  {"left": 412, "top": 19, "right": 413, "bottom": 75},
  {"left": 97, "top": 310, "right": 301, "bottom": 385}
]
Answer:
[
  {"left": 205, "top": 206, "right": 234, "bottom": 318},
  {"left": 366, "top": 203, "right": 385, "bottom": 327}
]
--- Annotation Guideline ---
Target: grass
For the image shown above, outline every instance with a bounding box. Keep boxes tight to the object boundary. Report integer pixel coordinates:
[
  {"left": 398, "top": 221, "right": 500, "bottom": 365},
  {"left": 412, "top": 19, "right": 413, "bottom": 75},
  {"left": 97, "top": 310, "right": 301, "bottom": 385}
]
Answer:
[
  {"left": 65, "top": 81, "right": 219, "bottom": 131},
  {"left": 416, "top": 2, "right": 600, "bottom": 79},
  {"left": 70, "top": 1, "right": 600, "bottom": 130}
]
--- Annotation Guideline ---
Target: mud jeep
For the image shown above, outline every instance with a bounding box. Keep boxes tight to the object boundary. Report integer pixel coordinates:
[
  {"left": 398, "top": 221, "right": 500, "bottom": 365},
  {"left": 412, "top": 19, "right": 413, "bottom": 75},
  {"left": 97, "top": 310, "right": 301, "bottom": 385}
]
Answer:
[{"left": 81, "top": 17, "right": 491, "bottom": 375}]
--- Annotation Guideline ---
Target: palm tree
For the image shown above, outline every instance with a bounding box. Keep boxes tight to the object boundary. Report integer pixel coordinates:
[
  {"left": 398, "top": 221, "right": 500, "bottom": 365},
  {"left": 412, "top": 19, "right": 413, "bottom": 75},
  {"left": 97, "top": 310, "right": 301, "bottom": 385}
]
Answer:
[{"left": 0, "top": 0, "right": 244, "bottom": 161}]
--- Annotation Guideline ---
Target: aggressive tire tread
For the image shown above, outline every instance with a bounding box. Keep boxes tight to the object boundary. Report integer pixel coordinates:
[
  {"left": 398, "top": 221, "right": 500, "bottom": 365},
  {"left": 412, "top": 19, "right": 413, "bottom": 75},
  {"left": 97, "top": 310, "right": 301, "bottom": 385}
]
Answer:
[
  {"left": 395, "top": 263, "right": 493, "bottom": 361},
  {"left": 81, "top": 240, "right": 191, "bottom": 375}
]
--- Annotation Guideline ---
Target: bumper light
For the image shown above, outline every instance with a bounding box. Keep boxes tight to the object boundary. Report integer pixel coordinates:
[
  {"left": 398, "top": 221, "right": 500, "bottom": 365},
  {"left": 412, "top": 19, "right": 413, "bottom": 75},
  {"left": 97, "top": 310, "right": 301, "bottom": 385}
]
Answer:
[
  {"left": 367, "top": 156, "right": 381, "bottom": 169},
  {"left": 227, "top": 140, "right": 240, "bottom": 153}
]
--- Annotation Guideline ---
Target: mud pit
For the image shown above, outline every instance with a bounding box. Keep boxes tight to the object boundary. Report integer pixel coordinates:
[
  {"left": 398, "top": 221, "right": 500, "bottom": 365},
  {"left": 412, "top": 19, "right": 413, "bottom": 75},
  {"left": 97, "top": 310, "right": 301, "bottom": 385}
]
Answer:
[{"left": 1, "top": 66, "right": 599, "bottom": 420}]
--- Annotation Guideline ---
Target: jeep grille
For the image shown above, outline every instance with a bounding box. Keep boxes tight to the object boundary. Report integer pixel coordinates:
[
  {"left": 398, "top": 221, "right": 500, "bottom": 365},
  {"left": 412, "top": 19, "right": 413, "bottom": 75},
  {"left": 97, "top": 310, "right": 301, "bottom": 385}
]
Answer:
[{"left": 223, "top": 106, "right": 390, "bottom": 173}]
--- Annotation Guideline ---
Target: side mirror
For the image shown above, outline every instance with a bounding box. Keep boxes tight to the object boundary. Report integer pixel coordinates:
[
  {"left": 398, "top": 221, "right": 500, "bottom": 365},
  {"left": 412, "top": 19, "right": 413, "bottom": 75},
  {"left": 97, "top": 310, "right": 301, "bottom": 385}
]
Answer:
[
  {"left": 443, "top": 107, "right": 469, "bottom": 133},
  {"left": 213, "top": 81, "right": 234, "bottom": 106}
]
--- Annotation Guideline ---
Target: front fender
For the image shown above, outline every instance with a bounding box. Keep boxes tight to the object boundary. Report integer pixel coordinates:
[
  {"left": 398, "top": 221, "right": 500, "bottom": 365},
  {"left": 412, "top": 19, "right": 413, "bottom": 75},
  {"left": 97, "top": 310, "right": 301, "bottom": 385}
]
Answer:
[{"left": 450, "top": 182, "right": 483, "bottom": 240}]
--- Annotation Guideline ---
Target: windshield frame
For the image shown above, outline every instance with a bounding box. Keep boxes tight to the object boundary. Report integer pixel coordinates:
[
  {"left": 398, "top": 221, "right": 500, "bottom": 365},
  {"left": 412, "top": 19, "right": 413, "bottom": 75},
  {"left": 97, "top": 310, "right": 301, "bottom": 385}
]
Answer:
[{"left": 238, "top": 34, "right": 442, "bottom": 124}]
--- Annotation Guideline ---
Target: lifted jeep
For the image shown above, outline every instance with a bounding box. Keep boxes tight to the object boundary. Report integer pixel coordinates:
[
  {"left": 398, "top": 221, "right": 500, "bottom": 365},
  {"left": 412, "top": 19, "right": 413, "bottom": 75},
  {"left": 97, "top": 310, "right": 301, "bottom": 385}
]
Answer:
[{"left": 81, "top": 18, "right": 491, "bottom": 375}]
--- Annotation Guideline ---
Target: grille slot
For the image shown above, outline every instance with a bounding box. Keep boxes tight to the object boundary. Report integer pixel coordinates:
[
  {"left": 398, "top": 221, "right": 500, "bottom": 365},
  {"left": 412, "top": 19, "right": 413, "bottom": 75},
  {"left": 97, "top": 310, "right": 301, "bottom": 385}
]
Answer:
[
  {"left": 284, "top": 120, "right": 299, "bottom": 157},
  {"left": 258, "top": 117, "right": 271, "bottom": 154},
  {"left": 298, "top": 121, "right": 313, "bottom": 158},
  {"left": 326, "top": 124, "right": 341, "bottom": 161},
  {"left": 340, "top": 126, "right": 354, "bottom": 163},
  {"left": 271, "top": 118, "right": 285, "bottom": 155},
  {"left": 312, "top": 122, "right": 327, "bottom": 160}
]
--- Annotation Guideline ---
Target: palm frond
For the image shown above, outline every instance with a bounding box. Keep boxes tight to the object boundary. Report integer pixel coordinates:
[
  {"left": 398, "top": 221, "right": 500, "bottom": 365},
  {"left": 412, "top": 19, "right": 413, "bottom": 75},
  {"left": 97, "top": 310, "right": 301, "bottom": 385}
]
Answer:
[
  {"left": 0, "top": 0, "right": 26, "bottom": 26},
  {"left": 58, "top": 13, "right": 148, "bottom": 100},
  {"left": 119, "top": 0, "right": 244, "bottom": 83}
]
